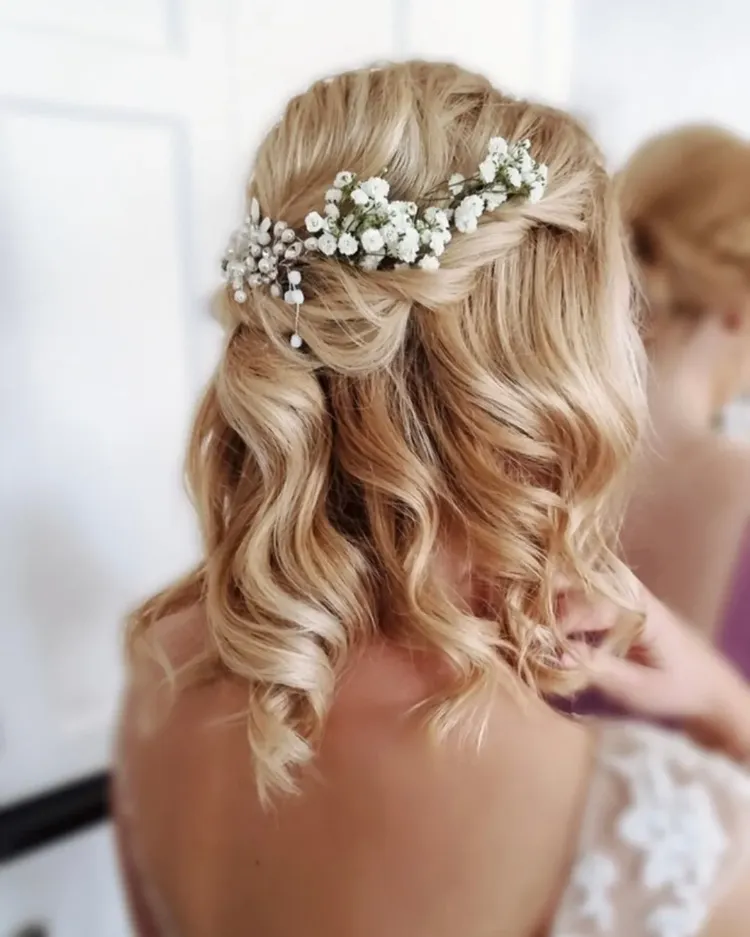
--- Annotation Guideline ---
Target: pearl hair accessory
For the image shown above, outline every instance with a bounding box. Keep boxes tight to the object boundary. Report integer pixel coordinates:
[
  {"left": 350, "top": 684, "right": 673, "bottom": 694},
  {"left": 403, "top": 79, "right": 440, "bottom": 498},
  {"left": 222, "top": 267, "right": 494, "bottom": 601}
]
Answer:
[{"left": 221, "top": 136, "right": 548, "bottom": 347}]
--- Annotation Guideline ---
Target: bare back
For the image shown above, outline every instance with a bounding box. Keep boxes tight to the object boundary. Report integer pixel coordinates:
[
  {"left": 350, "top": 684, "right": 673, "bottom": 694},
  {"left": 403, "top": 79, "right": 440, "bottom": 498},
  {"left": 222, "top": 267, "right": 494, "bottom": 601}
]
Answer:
[
  {"left": 115, "top": 608, "right": 595, "bottom": 937},
  {"left": 114, "top": 609, "right": 750, "bottom": 937},
  {"left": 622, "top": 434, "right": 750, "bottom": 639}
]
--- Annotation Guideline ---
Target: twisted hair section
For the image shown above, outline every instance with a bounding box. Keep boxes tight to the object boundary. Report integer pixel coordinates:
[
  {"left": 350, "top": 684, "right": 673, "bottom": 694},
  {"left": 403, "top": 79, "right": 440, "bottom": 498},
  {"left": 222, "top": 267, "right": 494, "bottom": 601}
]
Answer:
[{"left": 128, "top": 62, "right": 644, "bottom": 799}]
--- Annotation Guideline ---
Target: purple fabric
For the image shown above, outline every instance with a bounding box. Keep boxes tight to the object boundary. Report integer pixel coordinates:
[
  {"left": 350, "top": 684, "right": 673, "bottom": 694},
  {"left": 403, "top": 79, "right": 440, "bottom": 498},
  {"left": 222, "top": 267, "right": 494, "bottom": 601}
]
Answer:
[
  {"left": 563, "top": 534, "right": 750, "bottom": 718},
  {"left": 557, "top": 687, "right": 627, "bottom": 720},
  {"left": 719, "top": 533, "right": 750, "bottom": 679}
]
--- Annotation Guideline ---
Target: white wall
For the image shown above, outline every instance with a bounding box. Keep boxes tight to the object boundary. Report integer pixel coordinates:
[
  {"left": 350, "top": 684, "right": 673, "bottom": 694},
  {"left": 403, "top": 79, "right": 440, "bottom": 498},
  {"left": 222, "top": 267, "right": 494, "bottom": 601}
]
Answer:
[
  {"left": 403, "top": 0, "right": 574, "bottom": 106},
  {"left": 230, "top": 0, "right": 575, "bottom": 176},
  {"left": 568, "top": 0, "right": 750, "bottom": 438},
  {"left": 569, "top": 0, "right": 750, "bottom": 167}
]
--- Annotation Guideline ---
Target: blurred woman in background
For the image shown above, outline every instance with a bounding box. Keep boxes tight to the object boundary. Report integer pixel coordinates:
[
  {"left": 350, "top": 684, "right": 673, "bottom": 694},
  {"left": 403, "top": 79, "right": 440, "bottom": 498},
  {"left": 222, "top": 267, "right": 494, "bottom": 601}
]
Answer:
[
  {"left": 115, "top": 67, "right": 750, "bottom": 937},
  {"left": 620, "top": 126, "right": 750, "bottom": 669}
]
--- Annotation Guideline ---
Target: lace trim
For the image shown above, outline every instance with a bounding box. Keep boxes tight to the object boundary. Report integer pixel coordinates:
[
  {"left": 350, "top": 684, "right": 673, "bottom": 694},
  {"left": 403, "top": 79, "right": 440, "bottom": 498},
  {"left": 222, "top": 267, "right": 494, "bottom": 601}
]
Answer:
[{"left": 553, "top": 723, "right": 750, "bottom": 937}]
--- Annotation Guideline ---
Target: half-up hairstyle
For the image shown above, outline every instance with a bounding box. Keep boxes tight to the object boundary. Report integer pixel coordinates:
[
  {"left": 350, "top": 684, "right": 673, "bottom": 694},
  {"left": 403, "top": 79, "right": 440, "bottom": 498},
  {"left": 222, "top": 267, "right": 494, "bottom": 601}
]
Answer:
[{"left": 128, "top": 61, "right": 645, "bottom": 799}]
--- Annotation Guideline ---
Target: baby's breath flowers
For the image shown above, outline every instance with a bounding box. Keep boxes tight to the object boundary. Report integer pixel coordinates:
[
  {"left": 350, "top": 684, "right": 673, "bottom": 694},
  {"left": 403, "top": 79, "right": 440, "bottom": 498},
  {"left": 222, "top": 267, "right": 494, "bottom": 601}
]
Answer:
[{"left": 221, "top": 136, "right": 548, "bottom": 345}]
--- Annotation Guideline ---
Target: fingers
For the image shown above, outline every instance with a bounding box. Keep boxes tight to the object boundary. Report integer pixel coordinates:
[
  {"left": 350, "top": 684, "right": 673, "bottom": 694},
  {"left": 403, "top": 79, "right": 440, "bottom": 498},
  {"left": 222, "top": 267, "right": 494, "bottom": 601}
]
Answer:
[
  {"left": 557, "top": 590, "right": 621, "bottom": 638},
  {"left": 561, "top": 641, "right": 654, "bottom": 711}
]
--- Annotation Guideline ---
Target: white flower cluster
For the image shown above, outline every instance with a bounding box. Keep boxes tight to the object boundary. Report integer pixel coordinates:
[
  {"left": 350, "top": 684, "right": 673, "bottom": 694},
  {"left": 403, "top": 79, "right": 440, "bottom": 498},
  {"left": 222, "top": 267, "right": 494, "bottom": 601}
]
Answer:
[
  {"left": 448, "top": 137, "right": 548, "bottom": 234},
  {"left": 221, "top": 136, "right": 547, "bottom": 344},
  {"left": 302, "top": 170, "right": 453, "bottom": 275}
]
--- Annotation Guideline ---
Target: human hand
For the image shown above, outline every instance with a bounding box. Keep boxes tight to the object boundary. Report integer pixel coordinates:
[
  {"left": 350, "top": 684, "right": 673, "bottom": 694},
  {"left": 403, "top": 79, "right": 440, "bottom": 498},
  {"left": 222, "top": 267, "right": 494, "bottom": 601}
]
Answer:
[{"left": 558, "top": 583, "right": 750, "bottom": 728}]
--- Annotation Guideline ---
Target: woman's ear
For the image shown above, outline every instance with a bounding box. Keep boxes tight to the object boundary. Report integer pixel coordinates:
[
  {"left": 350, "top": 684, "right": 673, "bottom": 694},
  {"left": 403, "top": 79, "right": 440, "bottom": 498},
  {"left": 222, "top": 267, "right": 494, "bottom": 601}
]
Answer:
[{"left": 720, "top": 304, "right": 746, "bottom": 334}]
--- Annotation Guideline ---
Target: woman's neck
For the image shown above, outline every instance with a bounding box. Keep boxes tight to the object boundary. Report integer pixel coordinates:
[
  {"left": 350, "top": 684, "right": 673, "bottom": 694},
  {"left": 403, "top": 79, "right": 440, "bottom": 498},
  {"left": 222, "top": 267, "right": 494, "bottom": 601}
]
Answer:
[
  {"left": 646, "top": 336, "right": 725, "bottom": 449},
  {"left": 648, "top": 368, "right": 716, "bottom": 447}
]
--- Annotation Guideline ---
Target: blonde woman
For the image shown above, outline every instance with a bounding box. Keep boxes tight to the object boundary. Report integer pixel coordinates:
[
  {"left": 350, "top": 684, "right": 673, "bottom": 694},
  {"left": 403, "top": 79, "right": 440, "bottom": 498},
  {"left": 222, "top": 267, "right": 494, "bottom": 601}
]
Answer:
[
  {"left": 619, "top": 127, "right": 750, "bottom": 661},
  {"left": 115, "top": 64, "right": 750, "bottom": 937}
]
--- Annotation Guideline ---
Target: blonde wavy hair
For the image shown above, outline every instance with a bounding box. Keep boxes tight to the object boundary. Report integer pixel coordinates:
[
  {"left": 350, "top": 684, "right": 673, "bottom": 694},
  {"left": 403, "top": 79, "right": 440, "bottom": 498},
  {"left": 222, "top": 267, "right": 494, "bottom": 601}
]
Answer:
[
  {"left": 619, "top": 124, "right": 750, "bottom": 332},
  {"left": 129, "top": 62, "right": 644, "bottom": 798}
]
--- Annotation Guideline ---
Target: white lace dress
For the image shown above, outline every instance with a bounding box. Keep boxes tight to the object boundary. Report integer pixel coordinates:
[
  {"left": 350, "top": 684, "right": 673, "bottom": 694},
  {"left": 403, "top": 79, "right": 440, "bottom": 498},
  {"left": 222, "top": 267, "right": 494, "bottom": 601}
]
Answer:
[{"left": 551, "top": 721, "right": 750, "bottom": 937}]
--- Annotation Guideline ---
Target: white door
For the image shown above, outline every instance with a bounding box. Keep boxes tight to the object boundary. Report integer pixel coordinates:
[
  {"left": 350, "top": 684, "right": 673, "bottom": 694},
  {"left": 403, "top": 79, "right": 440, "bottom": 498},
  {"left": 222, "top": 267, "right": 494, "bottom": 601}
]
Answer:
[
  {"left": 0, "top": 1, "right": 239, "bottom": 933},
  {"left": 0, "top": 0, "right": 239, "bottom": 809}
]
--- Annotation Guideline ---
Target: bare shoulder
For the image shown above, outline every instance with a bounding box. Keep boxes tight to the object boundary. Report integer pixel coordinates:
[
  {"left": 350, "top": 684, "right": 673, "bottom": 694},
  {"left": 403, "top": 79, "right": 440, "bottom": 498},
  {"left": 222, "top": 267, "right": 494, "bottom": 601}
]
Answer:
[
  {"left": 691, "top": 436, "right": 750, "bottom": 514},
  {"left": 663, "top": 436, "right": 750, "bottom": 554},
  {"left": 115, "top": 638, "right": 591, "bottom": 936},
  {"left": 630, "top": 434, "right": 750, "bottom": 530},
  {"left": 706, "top": 855, "right": 750, "bottom": 936},
  {"left": 709, "top": 435, "right": 750, "bottom": 485},
  {"left": 700, "top": 767, "right": 750, "bottom": 937},
  {"left": 117, "top": 603, "right": 244, "bottom": 765},
  {"left": 116, "top": 605, "right": 229, "bottom": 794},
  {"left": 128, "top": 603, "right": 210, "bottom": 682},
  {"left": 231, "top": 656, "right": 591, "bottom": 937}
]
